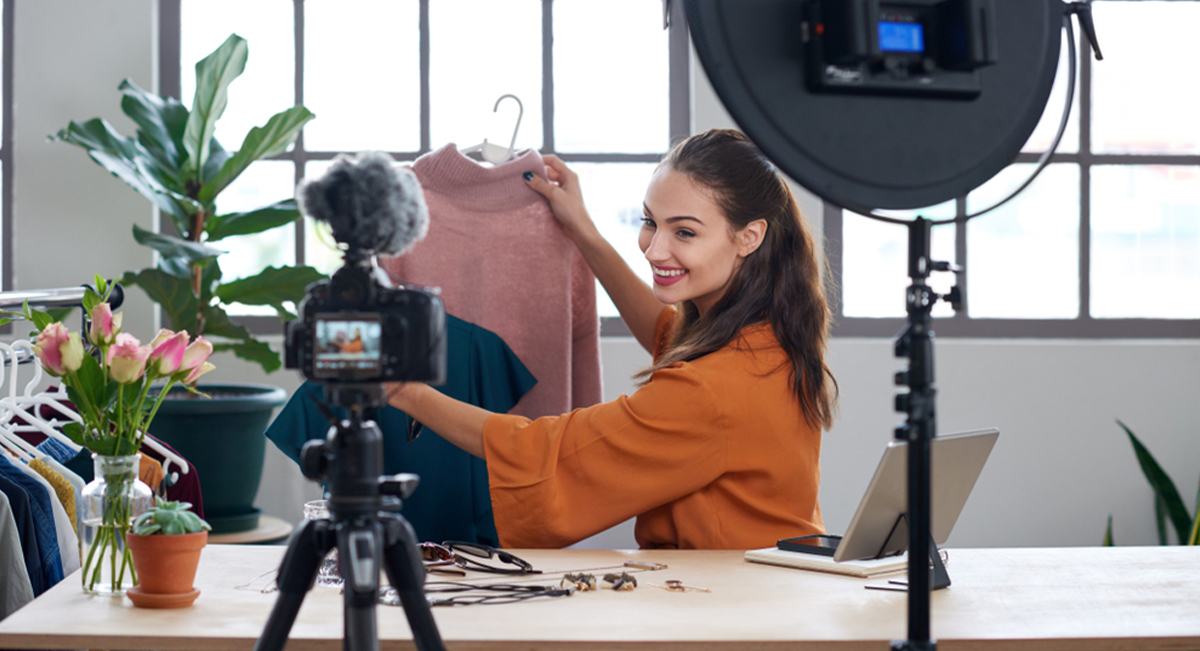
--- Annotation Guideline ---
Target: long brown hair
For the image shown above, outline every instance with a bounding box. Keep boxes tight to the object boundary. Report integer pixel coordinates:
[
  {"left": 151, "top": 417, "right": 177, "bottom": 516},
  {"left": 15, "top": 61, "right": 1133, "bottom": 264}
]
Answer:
[{"left": 637, "top": 129, "right": 837, "bottom": 430}]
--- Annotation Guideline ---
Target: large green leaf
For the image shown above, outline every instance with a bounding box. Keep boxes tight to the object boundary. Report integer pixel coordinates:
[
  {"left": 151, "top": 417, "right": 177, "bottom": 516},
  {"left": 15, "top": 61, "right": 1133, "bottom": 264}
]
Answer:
[
  {"left": 119, "top": 78, "right": 188, "bottom": 172},
  {"left": 182, "top": 34, "right": 248, "bottom": 183},
  {"left": 121, "top": 268, "right": 201, "bottom": 335},
  {"left": 201, "top": 138, "right": 231, "bottom": 198},
  {"left": 1117, "top": 419, "right": 1193, "bottom": 545},
  {"left": 198, "top": 303, "right": 252, "bottom": 341},
  {"left": 1103, "top": 515, "right": 1114, "bottom": 546},
  {"left": 132, "top": 224, "right": 224, "bottom": 275},
  {"left": 206, "top": 199, "right": 302, "bottom": 242},
  {"left": 54, "top": 117, "right": 143, "bottom": 161},
  {"left": 200, "top": 106, "right": 314, "bottom": 204},
  {"left": 215, "top": 338, "right": 281, "bottom": 373},
  {"left": 214, "top": 265, "right": 325, "bottom": 318},
  {"left": 88, "top": 150, "right": 188, "bottom": 221}
]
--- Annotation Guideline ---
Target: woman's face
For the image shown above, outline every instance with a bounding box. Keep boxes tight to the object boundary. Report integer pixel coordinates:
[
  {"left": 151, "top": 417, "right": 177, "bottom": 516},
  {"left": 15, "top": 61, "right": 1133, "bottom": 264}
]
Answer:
[{"left": 639, "top": 167, "right": 764, "bottom": 316}]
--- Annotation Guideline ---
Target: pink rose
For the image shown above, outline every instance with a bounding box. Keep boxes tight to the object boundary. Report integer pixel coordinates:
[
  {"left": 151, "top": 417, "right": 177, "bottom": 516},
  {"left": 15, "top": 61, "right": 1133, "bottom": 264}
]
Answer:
[
  {"left": 178, "top": 337, "right": 213, "bottom": 376},
  {"left": 87, "top": 302, "right": 121, "bottom": 347},
  {"left": 183, "top": 361, "right": 216, "bottom": 384},
  {"left": 147, "top": 330, "right": 189, "bottom": 376},
  {"left": 107, "top": 333, "right": 151, "bottom": 383},
  {"left": 33, "top": 324, "right": 78, "bottom": 377}
]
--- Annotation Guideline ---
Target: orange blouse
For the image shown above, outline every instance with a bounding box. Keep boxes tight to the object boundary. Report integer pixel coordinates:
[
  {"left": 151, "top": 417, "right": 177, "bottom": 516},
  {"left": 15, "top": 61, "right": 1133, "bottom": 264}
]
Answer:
[{"left": 482, "top": 307, "right": 824, "bottom": 549}]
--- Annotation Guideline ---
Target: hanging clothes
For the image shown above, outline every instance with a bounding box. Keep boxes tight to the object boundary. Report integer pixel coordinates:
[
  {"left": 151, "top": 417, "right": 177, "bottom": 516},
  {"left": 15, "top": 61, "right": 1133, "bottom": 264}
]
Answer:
[
  {"left": 379, "top": 144, "right": 603, "bottom": 420},
  {"left": 139, "top": 434, "right": 204, "bottom": 518},
  {"left": 0, "top": 455, "right": 61, "bottom": 591},
  {"left": 0, "top": 472, "right": 43, "bottom": 596},
  {"left": 266, "top": 314, "right": 535, "bottom": 545},
  {"left": 28, "top": 459, "right": 76, "bottom": 536},
  {"left": 138, "top": 455, "right": 164, "bottom": 494},
  {"left": 10, "top": 458, "right": 78, "bottom": 577},
  {"left": 0, "top": 490, "right": 33, "bottom": 621}
]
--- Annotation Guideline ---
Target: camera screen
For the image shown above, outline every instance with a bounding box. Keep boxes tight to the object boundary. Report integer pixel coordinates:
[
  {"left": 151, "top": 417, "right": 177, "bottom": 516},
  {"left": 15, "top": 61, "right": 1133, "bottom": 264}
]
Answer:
[
  {"left": 313, "top": 314, "right": 383, "bottom": 378},
  {"left": 878, "top": 21, "right": 924, "bottom": 53}
]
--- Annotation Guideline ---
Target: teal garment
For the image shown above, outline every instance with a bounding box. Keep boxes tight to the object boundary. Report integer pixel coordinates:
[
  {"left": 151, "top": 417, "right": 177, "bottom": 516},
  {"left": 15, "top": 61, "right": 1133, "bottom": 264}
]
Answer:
[{"left": 265, "top": 315, "right": 536, "bottom": 546}]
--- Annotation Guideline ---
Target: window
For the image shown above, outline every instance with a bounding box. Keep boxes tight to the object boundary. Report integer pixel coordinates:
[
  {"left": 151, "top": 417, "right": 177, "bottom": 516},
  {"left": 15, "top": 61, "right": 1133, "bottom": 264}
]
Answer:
[
  {"left": 826, "top": 1, "right": 1200, "bottom": 338},
  {"left": 160, "top": 0, "right": 689, "bottom": 332}
]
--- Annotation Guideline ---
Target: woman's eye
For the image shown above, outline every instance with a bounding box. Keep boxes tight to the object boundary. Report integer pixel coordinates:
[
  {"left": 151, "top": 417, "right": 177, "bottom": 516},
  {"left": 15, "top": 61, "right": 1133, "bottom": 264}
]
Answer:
[
  {"left": 677, "top": 229, "right": 696, "bottom": 239},
  {"left": 640, "top": 217, "right": 656, "bottom": 229}
]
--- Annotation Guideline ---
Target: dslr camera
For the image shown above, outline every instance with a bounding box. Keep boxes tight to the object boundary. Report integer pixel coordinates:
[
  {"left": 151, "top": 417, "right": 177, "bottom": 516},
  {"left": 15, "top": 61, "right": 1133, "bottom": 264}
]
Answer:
[{"left": 284, "top": 263, "right": 446, "bottom": 385}]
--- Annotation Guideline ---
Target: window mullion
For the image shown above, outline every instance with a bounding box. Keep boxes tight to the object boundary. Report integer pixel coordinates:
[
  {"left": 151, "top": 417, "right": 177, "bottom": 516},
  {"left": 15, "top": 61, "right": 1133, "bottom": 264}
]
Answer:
[
  {"left": 1079, "top": 25, "right": 1092, "bottom": 322},
  {"left": 542, "top": 0, "right": 554, "bottom": 154}
]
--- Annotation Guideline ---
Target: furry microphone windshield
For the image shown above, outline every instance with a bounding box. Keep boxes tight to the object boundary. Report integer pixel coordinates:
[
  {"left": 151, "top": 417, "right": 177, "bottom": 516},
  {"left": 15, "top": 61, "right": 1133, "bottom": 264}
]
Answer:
[{"left": 296, "top": 151, "right": 429, "bottom": 258}]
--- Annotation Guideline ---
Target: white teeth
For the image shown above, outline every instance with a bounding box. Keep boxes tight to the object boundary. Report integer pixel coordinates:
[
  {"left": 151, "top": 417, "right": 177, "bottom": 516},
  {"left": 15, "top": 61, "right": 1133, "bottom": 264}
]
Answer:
[{"left": 653, "top": 267, "right": 685, "bottom": 277}]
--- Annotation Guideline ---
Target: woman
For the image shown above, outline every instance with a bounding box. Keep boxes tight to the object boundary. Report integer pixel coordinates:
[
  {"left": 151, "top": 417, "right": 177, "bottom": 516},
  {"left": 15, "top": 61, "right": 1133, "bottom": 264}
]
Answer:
[{"left": 387, "top": 128, "right": 836, "bottom": 549}]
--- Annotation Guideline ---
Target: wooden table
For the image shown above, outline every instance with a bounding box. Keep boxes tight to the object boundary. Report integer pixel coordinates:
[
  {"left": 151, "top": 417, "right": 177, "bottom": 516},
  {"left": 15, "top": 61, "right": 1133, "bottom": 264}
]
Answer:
[{"left": 1, "top": 545, "right": 1198, "bottom": 650}]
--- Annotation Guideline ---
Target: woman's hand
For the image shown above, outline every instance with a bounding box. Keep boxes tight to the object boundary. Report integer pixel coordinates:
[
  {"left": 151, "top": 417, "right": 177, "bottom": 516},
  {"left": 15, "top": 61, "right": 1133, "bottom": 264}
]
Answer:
[{"left": 524, "top": 155, "right": 596, "bottom": 242}]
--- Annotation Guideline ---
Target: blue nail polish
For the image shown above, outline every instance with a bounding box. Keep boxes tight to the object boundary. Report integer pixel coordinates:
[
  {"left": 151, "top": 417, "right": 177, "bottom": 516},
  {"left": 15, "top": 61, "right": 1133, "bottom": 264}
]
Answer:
[{"left": 523, "top": 171, "right": 533, "bottom": 181}]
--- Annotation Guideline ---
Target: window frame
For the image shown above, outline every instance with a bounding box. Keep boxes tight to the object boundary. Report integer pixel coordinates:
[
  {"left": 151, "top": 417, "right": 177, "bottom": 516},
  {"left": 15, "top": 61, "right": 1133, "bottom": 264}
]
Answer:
[
  {"left": 1, "top": 0, "right": 12, "bottom": 298},
  {"left": 824, "top": 26, "right": 1200, "bottom": 340},
  {"left": 158, "top": 0, "right": 690, "bottom": 338}
]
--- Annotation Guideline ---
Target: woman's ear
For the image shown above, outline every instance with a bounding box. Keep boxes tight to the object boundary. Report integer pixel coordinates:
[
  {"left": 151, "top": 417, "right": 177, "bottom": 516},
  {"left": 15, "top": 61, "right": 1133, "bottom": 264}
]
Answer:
[{"left": 737, "top": 219, "right": 768, "bottom": 257}]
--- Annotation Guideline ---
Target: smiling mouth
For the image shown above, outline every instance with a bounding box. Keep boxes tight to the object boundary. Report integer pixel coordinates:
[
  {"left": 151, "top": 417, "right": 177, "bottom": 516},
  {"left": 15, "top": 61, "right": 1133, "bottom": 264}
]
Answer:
[{"left": 652, "top": 265, "right": 687, "bottom": 286}]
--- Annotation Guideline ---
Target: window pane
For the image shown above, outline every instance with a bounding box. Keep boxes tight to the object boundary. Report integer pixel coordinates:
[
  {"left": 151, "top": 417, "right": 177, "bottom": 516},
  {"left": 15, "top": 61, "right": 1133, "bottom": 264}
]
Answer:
[
  {"left": 1092, "top": 2, "right": 1200, "bottom": 155},
  {"left": 216, "top": 161, "right": 296, "bottom": 316},
  {"left": 1091, "top": 166, "right": 1200, "bottom": 319},
  {"left": 554, "top": 0, "right": 668, "bottom": 153},
  {"left": 572, "top": 163, "right": 658, "bottom": 318},
  {"left": 966, "top": 164, "right": 1079, "bottom": 318},
  {"left": 841, "top": 204, "right": 956, "bottom": 319},
  {"left": 302, "top": 160, "right": 344, "bottom": 276},
  {"left": 305, "top": 0, "right": 419, "bottom": 152},
  {"left": 181, "top": 1, "right": 294, "bottom": 156},
  {"left": 1021, "top": 30, "right": 1078, "bottom": 154},
  {"left": 430, "top": 0, "right": 541, "bottom": 152}
]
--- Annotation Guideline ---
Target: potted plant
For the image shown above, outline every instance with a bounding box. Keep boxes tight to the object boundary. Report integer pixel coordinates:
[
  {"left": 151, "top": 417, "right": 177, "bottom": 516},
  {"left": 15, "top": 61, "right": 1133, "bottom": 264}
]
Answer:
[
  {"left": 125, "top": 497, "right": 212, "bottom": 609},
  {"left": 53, "top": 33, "right": 319, "bottom": 533}
]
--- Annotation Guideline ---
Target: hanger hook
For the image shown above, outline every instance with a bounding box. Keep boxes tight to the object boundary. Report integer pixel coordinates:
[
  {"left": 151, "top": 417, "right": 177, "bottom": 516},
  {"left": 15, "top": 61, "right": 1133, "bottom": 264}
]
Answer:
[{"left": 493, "top": 94, "right": 524, "bottom": 160}]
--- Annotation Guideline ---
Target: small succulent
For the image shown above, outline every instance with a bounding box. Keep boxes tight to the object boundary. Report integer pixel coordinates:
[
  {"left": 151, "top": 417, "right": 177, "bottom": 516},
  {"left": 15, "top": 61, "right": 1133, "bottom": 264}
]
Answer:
[{"left": 131, "top": 496, "right": 212, "bottom": 536}]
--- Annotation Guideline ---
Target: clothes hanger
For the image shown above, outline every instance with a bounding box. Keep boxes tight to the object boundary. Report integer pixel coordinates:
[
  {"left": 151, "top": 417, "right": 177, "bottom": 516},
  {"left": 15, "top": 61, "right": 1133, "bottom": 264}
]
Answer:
[{"left": 460, "top": 94, "right": 524, "bottom": 165}]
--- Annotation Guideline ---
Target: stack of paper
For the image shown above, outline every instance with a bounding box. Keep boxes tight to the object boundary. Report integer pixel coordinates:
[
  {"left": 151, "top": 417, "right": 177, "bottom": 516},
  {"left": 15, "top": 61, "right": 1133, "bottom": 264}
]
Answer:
[{"left": 744, "top": 547, "right": 909, "bottom": 578}]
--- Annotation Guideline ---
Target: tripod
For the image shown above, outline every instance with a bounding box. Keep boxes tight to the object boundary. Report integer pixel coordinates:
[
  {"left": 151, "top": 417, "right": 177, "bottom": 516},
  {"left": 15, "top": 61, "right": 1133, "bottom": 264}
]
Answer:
[{"left": 254, "top": 385, "right": 445, "bottom": 651}]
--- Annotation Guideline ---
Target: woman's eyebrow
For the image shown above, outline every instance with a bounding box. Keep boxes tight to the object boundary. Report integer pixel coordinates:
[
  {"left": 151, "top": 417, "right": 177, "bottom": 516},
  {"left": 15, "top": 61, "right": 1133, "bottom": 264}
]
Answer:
[{"left": 643, "top": 203, "right": 703, "bottom": 225}]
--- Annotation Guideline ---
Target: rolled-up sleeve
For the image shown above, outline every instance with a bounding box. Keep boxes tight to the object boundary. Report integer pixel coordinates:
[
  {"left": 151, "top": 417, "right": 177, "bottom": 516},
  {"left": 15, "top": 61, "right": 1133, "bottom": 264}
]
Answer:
[{"left": 483, "top": 362, "right": 728, "bottom": 548}]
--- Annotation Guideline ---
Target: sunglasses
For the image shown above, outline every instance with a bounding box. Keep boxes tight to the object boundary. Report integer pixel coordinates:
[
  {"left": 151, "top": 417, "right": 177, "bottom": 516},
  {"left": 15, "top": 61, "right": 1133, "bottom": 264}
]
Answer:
[{"left": 419, "top": 541, "right": 539, "bottom": 575}]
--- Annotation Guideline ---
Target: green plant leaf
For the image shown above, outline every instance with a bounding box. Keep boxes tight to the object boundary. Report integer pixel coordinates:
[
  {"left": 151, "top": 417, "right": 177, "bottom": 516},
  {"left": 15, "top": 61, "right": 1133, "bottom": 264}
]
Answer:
[
  {"left": 199, "top": 106, "right": 314, "bottom": 204},
  {"left": 1155, "top": 494, "right": 1169, "bottom": 546},
  {"left": 1117, "top": 418, "right": 1193, "bottom": 545},
  {"left": 121, "top": 268, "right": 201, "bottom": 335},
  {"left": 182, "top": 34, "right": 248, "bottom": 183},
  {"left": 132, "top": 224, "right": 224, "bottom": 269},
  {"left": 1103, "top": 515, "right": 1114, "bottom": 546},
  {"left": 214, "top": 265, "right": 324, "bottom": 316},
  {"left": 74, "top": 351, "right": 108, "bottom": 411},
  {"left": 218, "top": 338, "right": 282, "bottom": 373},
  {"left": 119, "top": 78, "right": 188, "bottom": 173},
  {"left": 201, "top": 138, "right": 232, "bottom": 197},
  {"left": 197, "top": 303, "right": 252, "bottom": 342},
  {"left": 45, "top": 307, "right": 75, "bottom": 325},
  {"left": 22, "top": 301, "right": 54, "bottom": 332},
  {"left": 205, "top": 199, "right": 302, "bottom": 242}
]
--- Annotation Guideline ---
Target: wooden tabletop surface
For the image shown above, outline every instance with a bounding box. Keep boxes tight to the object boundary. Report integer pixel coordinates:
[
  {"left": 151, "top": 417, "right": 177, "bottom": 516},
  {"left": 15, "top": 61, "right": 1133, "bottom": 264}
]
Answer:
[{"left": 1, "top": 544, "right": 1198, "bottom": 651}]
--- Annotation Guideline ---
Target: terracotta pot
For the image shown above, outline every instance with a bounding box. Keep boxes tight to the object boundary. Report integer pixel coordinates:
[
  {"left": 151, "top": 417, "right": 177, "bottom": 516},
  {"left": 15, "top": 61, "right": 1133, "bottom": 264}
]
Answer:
[{"left": 125, "top": 531, "right": 208, "bottom": 600}]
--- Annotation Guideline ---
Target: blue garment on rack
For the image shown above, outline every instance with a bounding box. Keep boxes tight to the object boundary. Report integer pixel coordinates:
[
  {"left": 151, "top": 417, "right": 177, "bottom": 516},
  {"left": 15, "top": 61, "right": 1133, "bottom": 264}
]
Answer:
[
  {"left": 0, "top": 472, "right": 44, "bottom": 596},
  {"left": 266, "top": 314, "right": 536, "bottom": 546},
  {"left": 0, "top": 455, "right": 62, "bottom": 590},
  {"left": 35, "top": 438, "right": 76, "bottom": 465}
]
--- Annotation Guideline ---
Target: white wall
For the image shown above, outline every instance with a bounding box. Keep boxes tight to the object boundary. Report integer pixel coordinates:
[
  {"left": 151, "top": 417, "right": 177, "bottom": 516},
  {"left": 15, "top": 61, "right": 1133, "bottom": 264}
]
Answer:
[{"left": 15, "top": 2, "right": 1199, "bottom": 549}]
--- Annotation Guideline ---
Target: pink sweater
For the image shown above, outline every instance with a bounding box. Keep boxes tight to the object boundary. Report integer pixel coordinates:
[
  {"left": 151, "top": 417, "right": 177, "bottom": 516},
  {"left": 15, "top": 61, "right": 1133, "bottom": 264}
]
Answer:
[{"left": 380, "top": 144, "right": 603, "bottom": 419}]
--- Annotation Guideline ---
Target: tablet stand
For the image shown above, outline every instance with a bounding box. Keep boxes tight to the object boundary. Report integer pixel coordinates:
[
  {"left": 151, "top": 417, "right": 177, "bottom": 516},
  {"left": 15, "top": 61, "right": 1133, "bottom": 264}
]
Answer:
[{"left": 867, "top": 513, "right": 950, "bottom": 592}]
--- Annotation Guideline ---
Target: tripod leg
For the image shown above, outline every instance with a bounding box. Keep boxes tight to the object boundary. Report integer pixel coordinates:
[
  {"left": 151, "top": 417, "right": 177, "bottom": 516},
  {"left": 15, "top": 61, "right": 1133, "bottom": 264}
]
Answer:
[
  {"left": 255, "top": 519, "right": 336, "bottom": 651},
  {"left": 338, "top": 521, "right": 382, "bottom": 651},
  {"left": 381, "top": 514, "right": 445, "bottom": 651}
]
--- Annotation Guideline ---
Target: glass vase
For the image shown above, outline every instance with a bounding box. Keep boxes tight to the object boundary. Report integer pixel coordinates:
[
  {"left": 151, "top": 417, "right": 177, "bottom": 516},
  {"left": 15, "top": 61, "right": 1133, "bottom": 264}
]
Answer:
[{"left": 80, "top": 453, "right": 153, "bottom": 595}]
